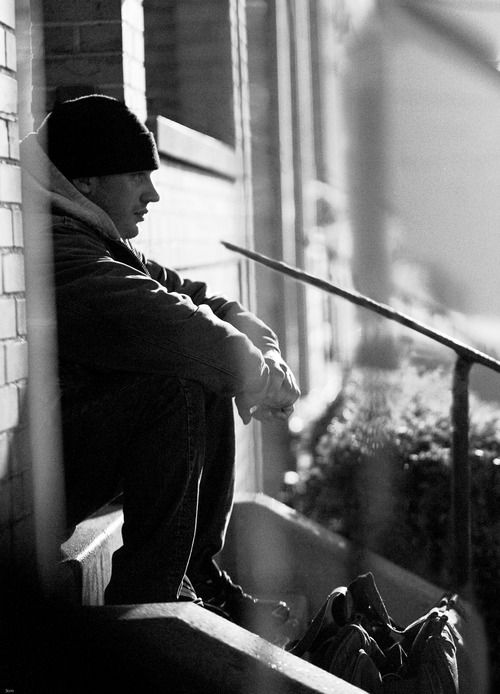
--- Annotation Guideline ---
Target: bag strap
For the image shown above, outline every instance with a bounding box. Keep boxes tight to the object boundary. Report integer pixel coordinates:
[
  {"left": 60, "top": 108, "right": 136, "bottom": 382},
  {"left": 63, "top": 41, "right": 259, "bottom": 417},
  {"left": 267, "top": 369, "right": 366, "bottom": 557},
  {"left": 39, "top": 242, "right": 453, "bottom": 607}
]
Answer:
[
  {"left": 287, "top": 587, "right": 350, "bottom": 657},
  {"left": 348, "top": 572, "right": 394, "bottom": 628},
  {"left": 289, "top": 572, "right": 400, "bottom": 658}
]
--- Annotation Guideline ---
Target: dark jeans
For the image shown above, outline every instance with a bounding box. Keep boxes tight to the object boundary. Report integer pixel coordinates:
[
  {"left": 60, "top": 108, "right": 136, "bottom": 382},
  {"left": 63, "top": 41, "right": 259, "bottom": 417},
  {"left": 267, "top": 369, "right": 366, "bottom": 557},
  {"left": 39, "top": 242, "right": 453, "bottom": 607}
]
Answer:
[{"left": 61, "top": 371, "right": 235, "bottom": 604}]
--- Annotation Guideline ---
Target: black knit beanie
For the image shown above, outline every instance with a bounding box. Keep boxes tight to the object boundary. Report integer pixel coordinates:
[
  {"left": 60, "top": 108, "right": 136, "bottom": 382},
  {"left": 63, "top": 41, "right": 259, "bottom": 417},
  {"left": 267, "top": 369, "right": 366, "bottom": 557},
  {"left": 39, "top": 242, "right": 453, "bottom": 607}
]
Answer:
[{"left": 36, "top": 95, "right": 160, "bottom": 178}]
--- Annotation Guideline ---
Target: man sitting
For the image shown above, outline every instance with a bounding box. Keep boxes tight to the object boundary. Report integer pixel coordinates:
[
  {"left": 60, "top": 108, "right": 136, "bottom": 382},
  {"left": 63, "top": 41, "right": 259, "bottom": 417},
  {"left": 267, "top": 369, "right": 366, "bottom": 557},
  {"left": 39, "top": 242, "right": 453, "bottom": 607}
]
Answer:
[{"left": 21, "top": 95, "right": 300, "bottom": 634}]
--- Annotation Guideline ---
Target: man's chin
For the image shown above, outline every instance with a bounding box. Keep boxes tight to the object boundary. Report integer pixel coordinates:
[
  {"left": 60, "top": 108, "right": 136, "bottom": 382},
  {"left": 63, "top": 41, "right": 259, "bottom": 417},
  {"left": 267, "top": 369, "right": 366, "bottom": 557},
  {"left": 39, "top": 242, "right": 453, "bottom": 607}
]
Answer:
[{"left": 118, "top": 224, "right": 139, "bottom": 240}]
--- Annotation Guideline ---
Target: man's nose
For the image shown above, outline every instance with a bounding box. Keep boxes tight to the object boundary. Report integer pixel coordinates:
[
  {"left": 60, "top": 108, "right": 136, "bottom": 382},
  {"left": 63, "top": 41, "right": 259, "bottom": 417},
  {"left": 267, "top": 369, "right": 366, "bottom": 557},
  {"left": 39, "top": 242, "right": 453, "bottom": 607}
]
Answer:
[{"left": 143, "top": 177, "right": 160, "bottom": 203}]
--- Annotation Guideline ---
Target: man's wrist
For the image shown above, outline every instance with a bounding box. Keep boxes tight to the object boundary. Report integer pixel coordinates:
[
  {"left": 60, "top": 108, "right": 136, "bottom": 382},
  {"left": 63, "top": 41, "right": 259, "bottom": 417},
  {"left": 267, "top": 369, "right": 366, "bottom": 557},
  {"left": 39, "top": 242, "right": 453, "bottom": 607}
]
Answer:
[{"left": 263, "top": 348, "right": 282, "bottom": 363}]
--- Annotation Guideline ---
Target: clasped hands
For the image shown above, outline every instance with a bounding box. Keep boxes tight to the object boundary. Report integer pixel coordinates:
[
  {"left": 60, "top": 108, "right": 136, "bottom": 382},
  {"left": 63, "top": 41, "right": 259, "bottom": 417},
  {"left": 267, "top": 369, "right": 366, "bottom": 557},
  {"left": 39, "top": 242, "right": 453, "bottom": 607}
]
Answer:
[{"left": 236, "top": 349, "right": 301, "bottom": 425}]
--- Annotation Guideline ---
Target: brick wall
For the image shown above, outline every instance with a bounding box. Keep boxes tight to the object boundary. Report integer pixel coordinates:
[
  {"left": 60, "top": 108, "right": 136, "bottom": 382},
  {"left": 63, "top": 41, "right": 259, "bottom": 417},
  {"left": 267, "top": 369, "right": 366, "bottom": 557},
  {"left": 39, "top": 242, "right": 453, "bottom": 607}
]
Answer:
[
  {"left": 0, "top": 0, "right": 30, "bottom": 574},
  {"left": 36, "top": 0, "right": 146, "bottom": 122}
]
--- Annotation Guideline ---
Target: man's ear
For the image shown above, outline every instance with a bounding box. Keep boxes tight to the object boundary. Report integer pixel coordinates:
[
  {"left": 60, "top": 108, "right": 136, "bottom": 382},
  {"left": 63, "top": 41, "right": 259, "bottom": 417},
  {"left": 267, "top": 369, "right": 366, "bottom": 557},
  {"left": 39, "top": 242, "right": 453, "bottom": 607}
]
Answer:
[{"left": 71, "top": 176, "right": 96, "bottom": 196}]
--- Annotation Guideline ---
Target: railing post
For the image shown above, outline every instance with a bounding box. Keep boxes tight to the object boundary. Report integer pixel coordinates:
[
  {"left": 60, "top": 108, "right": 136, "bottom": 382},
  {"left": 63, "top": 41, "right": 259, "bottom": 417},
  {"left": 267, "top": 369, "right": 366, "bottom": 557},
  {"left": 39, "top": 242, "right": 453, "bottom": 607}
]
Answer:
[{"left": 451, "top": 354, "right": 472, "bottom": 594}]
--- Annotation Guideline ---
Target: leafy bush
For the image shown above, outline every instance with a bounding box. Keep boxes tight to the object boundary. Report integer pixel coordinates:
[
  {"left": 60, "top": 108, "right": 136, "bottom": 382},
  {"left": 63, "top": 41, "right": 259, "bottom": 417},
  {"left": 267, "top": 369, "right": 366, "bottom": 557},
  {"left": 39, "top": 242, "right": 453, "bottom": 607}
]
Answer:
[{"left": 287, "top": 362, "right": 500, "bottom": 690}]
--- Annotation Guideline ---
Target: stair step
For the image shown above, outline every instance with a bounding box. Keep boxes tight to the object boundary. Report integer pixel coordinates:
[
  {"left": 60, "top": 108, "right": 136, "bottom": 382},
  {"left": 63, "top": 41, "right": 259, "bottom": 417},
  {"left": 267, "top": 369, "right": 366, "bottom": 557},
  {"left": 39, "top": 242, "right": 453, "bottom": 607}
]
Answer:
[{"left": 64, "top": 601, "right": 363, "bottom": 694}]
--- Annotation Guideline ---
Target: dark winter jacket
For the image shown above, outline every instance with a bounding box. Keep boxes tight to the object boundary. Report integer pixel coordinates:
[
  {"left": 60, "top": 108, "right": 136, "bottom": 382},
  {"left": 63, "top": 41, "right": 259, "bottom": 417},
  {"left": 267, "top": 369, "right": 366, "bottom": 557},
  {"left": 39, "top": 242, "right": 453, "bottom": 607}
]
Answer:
[{"left": 20, "top": 134, "right": 277, "bottom": 398}]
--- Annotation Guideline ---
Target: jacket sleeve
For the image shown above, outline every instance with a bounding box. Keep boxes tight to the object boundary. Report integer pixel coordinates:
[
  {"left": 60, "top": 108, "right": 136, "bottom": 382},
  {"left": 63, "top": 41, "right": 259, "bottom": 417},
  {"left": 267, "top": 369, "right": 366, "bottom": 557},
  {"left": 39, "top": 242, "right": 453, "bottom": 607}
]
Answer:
[
  {"left": 52, "top": 230, "right": 270, "bottom": 397},
  {"left": 144, "top": 257, "right": 281, "bottom": 355}
]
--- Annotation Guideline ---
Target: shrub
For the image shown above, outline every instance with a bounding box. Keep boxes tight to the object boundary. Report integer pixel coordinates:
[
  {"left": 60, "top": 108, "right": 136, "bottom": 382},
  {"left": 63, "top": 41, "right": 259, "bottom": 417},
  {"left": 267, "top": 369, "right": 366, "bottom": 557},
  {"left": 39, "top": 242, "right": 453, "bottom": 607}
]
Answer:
[{"left": 287, "top": 362, "right": 500, "bottom": 691}]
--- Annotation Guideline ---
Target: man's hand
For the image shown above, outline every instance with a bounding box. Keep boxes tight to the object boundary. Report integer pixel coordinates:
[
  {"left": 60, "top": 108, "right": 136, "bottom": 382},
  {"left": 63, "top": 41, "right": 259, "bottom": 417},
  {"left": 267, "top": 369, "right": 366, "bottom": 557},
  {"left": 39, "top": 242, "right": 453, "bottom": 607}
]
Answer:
[
  {"left": 251, "top": 350, "right": 300, "bottom": 422},
  {"left": 235, "top": 390, "right": 262, "bottom": 425},
  {"left": 235, "top": 373, "right": 271, "bottom": 425},
  {"left": 235, "top": 350, "right": 300, "bottom": 424}
]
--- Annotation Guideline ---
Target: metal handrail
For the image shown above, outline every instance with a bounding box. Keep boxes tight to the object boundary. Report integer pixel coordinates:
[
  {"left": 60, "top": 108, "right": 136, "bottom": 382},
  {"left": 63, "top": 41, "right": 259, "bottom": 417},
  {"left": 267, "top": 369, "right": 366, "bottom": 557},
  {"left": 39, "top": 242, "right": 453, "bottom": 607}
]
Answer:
[{"left": 222, "top": 239, "right": 499, "bottom": 594}]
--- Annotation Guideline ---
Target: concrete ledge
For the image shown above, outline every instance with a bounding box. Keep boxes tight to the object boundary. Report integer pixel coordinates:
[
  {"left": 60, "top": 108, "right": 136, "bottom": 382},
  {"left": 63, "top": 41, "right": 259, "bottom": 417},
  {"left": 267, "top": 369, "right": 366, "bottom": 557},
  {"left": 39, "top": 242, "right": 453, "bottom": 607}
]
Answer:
[
  {"left": 58, "top": 491, "right": 443, "bottom": 619},
  {"left": 68, "top": 602, "right": 365, "bottom": 694},
  {"left": 222, "top": 492, "right": 446, "bottom": 625},
  {"left": 221, "top": 494, "right": 489, "bottom": 694},
  {"left": 59, "top": 499, "right": 124, "bottom": 605},
  {"left": 55, "top": 493, "right": 487, "bottom": 692}
]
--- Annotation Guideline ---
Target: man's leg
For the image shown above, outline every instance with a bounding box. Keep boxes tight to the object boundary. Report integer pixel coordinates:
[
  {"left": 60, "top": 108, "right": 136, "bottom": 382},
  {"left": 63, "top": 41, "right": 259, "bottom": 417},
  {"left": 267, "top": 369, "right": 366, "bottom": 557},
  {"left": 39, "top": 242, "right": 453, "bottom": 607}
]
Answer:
[
  {"left": 187, "top": 394, "right": 290, "bottom": 632},
  {"left": 61, "top": 372, "right": 206, "bottom": 604},
  {"left": 62, "top": 373, "right": 289, "bottom": 624},
  {"left": 186, "top": 392, "right": 235, "bottom": 583}
]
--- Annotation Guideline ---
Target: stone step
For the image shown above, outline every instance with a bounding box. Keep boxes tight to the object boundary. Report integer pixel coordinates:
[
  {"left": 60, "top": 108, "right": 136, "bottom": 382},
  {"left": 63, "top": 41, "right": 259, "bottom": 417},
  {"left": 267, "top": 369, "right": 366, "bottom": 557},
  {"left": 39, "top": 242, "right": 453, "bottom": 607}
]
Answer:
[
  {"left": 58, "top": 601, "right": 364, "bottom": 694},
  {"left": 56, "top": 493, "right": 486, "bottom": 693}
]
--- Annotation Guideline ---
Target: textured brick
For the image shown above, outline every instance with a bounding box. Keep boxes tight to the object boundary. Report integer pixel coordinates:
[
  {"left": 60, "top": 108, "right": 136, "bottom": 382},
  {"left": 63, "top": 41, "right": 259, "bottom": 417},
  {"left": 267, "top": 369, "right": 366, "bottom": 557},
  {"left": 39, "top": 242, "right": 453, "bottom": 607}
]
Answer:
[
  {"left": 2, "top": 252, "right": 25, "bottom": 293},
  {"left": 79, "top": 22, "right": 123, "bottom": 53},
  {"left": 43, "top": 25, "right": 78, "bottom": 54},
  {"left": 0, "top": 297, "right": 16, "bottom": 338},
  {"left": 0, "top": 28, "right": 5, "bottom": 69},
  {"left": 0, "top": 384, "right": 18, "bottom": 431},
  {"left": 177, "top": 3, "right": 226, "bottom": 24},
  {"left": 5, "top": 29, "right": 15, "bottom": 71},
  {"left": 122, "top": 0, "right": 144, "bottom": 31},
  {"left": 0, "top": 207, "right": 12, "bottom": 246},
  {"left": 12, "top": 207, "right": 22, "bottom": 247},
  {"left": 41, "top": 0, "right": 121, "bottom": 23},
  {"left": 0, "top": 344, "right": 5, "bottom": 386},
  {"left": 5, "top": 340, "right": 28, "bottom": 383},
  {"left": 15, "top": 298, "right": 26, "bottom": 336},
  {"left": 0, "top": 119, "right": 9, "bottom": 158},
  {"left": 129, "top": 32, "right": 146, "bottom": 64},
  {"left": 123, "top": 85, "right": 147, "bottom": 123},
  {"left": 7, "top": 121, "right": 19, "bottom": 160},
  {"left": 123, "top": 23, "right": 144, "bottom": 63},
  {"left": 123, "top": 56, "right": 146, "bottom": 92},
  {"left": 16, "top": 382, "right": 28, "bottom": 427},
  {"left": 143, "top": 5, "right": 175, "bottom": 48},
  {"left": 0, "top": 73, "right": 17, "bottom": 115},
  {"left": 43, "top": 54, "right": 124, "bottom": 88},
  {"left": 0, "top": 163, "right": 22, "bottom": 203},
  {"left": 0, "top": 433, "right": 8, "bottom": 480},
  {"left": 0, "top": 0, "right": 15, "bottom": 29}
]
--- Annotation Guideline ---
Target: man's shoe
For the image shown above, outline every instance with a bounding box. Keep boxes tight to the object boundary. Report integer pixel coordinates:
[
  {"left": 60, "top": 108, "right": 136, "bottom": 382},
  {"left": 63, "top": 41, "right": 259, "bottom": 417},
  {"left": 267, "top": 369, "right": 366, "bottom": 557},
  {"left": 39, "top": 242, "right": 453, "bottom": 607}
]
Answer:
[
  {"left": 178, "top": 575, "right": 203, "bottom": 603},
  {"left": 194, "top": 569, "right": 290, "bottom": 633}
]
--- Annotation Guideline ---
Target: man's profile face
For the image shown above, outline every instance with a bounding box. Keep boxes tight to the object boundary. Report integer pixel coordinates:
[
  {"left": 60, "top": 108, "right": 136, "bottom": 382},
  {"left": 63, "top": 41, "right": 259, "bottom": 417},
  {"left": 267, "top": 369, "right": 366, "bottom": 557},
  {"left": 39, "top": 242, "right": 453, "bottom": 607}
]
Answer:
[{"left": 87, "top": 171, "right": 160, "bottom": 239}]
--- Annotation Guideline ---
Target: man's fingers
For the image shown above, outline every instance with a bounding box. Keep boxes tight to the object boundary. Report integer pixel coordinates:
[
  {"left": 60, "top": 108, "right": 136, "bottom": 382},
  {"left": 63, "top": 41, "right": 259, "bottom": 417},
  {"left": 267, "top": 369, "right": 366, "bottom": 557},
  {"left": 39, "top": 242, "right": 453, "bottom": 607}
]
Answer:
[
  {"left": 235, "top": 393, "right": 255, "bottom": 425},
  {"left": 236, "top": 353, "right": 300, "bottom": 424},
  {"left": 251, "top": 403, "right": 294, "bottom": 422},
  {"left": 265, "top": 365, "right": 285, "bottom": 399}
]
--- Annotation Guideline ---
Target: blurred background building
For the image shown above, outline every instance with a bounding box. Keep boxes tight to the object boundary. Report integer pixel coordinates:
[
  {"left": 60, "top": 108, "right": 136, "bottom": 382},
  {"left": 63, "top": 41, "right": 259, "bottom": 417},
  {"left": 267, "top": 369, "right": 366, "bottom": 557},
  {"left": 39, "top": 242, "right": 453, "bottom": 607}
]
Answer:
[{"left": 2, "top": 0, "right": 500, "bottom": 628}]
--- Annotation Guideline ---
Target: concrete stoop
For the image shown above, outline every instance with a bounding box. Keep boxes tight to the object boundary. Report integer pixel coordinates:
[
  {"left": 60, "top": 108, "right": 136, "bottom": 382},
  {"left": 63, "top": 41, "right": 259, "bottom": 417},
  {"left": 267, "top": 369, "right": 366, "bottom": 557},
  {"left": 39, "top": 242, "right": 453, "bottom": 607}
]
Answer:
[
  {"left": 56, "top": 494, "right": 367, "bottom": 693},
  {"left": 220, "top": 493, "right": 446, "bottom": 626},
  {"left": 57, "top": 492, "right": 487, "bottom": 693},
  {"left": 68, "top": 601, "right": 363, "bottom": 694}
]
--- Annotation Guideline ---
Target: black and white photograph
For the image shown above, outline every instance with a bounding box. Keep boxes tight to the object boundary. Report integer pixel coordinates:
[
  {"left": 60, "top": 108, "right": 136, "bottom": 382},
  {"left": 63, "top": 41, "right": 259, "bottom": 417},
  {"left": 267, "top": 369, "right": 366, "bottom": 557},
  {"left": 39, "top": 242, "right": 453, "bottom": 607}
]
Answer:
[{"left": 1, "top": 1, "right": 499, "bottom": 692}]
